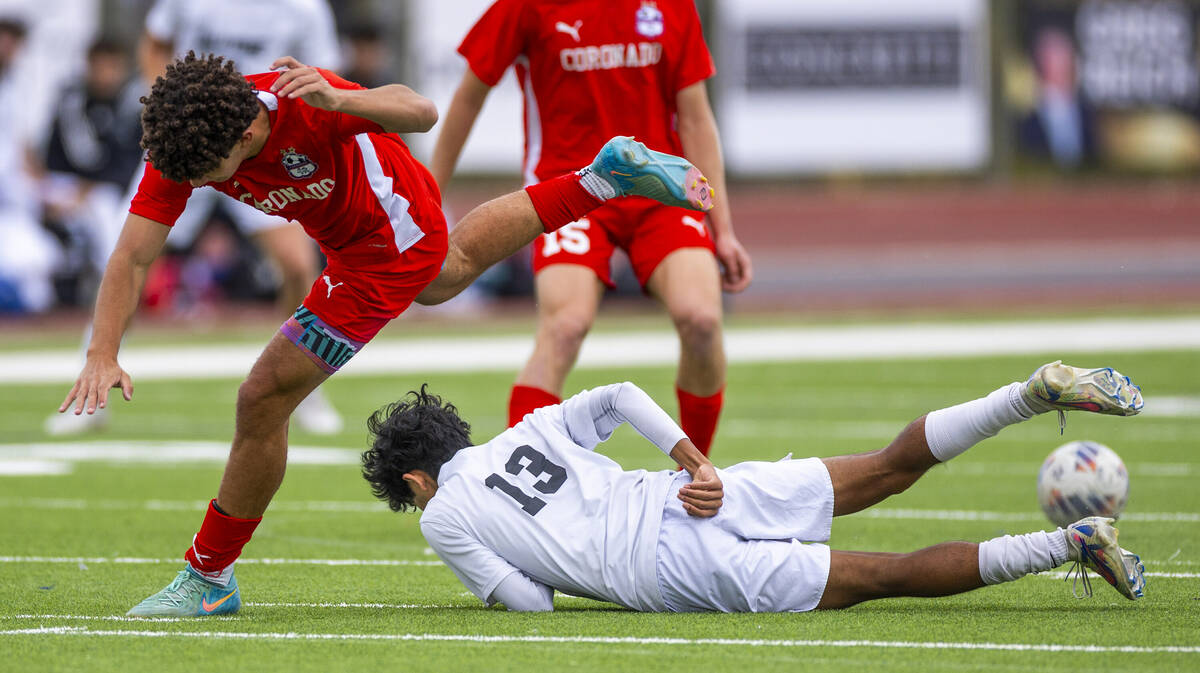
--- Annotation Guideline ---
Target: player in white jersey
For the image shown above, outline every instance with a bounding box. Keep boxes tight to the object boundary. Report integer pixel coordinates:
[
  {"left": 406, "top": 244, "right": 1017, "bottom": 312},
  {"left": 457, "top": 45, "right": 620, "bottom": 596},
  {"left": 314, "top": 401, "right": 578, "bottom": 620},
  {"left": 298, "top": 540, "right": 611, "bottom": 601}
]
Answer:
[
  {"left": 363, "top": 362, "right": 1147, "bottom": 612},
  {"left": 46, "top": 0, "right": 344, "bottom": 436}
]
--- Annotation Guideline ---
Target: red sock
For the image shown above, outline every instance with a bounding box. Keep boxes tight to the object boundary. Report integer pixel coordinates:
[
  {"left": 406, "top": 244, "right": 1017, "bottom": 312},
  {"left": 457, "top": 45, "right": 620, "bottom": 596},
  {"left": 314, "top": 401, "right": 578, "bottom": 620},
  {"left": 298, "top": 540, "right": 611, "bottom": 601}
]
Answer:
[
  {"left": 525, "top": 172, "right": 604, "bottom": 233},
  {"left": 183, "top": 499, "right": 262, "bottom": 585},
  {"left": 508, "top": 384, "right": 562, "bottom": 427},
  {"left": 677, "top": 386, "right": 724, "bottom": 457}
]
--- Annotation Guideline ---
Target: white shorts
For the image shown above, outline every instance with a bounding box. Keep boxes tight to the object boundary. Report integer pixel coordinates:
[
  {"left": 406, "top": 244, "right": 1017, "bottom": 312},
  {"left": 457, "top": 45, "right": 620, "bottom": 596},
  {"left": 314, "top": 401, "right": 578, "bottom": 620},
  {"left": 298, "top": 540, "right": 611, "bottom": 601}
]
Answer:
[{"left": 655, "top": 457, "right": 834, "bottom": 613}]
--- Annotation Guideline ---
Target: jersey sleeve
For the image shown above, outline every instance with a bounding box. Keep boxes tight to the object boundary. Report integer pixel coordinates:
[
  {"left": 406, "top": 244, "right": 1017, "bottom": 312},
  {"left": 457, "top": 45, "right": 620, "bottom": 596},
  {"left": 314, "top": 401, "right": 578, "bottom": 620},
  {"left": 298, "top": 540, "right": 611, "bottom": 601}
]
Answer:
[
  {"left": 127, "top": 160, "right": 195, "bottom": 226},
  {"left": 489, "top": 570, "right": 555, "bottom": 611},
  {"left": 556, "top": 382, "right": 687, "bottom": 455},
  {"left": 457, "top": 0, "right": 531, "bottom": 87},
  {"left": 671, "top": 1, "right": 716, "bottom": 92},
  {"left": 143, "top": 0, "right": 179, "bottom": 43},
  {"left": 420, "top": 515, "right": 530, "bottom": 606},
  {"left": 317, "top": 68, "right": 386, "bottom": 137}
]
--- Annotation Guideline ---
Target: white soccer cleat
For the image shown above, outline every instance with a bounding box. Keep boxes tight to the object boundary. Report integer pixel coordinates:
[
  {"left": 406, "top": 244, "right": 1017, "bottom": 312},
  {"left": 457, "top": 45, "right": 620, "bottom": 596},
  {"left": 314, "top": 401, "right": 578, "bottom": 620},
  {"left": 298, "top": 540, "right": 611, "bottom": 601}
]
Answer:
[
  {"left": 1063, "top": 516, "right": 1146, "bottom": 600},
  {"left": 293, "top": 387, "right": 344, "bottom": 435},
  {"left": 44, "top": 407, "right": 108, "bottom": 436},
  {"left": 1022, "top": 361, "right": 1143, "bottom": 432}
]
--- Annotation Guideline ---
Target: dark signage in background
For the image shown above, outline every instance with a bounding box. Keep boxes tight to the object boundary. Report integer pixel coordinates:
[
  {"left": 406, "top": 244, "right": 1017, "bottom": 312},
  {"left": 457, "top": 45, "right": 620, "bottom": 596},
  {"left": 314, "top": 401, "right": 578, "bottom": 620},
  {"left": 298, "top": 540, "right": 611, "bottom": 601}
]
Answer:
[
  {"left": 1011, "top": 0, "right": 1200, "bottom": 172},
  {"left": 745, "top": 27, "right": 964, "bottom": 90},
  {"left": 716, "top": 0, "right": 990, "bottom": 174}
]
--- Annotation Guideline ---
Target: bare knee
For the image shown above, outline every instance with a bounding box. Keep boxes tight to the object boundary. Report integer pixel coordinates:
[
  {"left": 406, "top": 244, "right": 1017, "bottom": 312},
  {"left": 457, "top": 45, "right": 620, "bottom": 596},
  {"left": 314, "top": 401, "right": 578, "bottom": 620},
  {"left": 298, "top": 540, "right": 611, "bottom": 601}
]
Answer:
[
  {"left": 672, "top": 305, "right": 722, "bottom": 353},
  {"left": 235, "top": 371, "right": 290, "bottom": 433},
  {"left": 537, "top": 308, "right": 594, "bottom": 358}
]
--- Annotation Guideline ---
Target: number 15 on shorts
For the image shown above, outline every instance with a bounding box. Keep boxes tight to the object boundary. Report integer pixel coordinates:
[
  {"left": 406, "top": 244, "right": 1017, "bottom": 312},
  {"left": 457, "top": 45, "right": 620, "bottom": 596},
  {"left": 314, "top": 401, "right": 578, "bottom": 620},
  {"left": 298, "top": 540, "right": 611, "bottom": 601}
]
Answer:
[{"left": 541, "top": 219, "right": 591, "bottom": 256}]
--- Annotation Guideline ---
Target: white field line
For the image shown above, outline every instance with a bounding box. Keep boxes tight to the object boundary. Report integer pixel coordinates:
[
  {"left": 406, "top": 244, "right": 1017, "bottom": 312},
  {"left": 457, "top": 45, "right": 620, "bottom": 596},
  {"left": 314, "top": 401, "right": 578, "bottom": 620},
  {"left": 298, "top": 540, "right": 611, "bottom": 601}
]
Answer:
[
  {"left": 861, "top": 509, "right": 1200, "bottom": 523},
  {"left": 0, "top": 627, "right": 1197, "bottom": 653},
  {"left": 4, "top": 316, "right": 1200, "bottom": 384},
  {"left": 0, "top": 496, "right": 387, "bottom": 513},
  {"left": 0, "top": 442, "right": 1194, "bottom": 478},
  {"left": 9, "top": 614, "right": 238, "bottom": 623},
  {"left": 1, "top": 496, "right": 1195, "bottom": 524},
  {"left": 0, "top": 556, "right": 1194, "bottom": 578},
  {"left": 0, "top": 442, "right": 359, "bottom": 465}
]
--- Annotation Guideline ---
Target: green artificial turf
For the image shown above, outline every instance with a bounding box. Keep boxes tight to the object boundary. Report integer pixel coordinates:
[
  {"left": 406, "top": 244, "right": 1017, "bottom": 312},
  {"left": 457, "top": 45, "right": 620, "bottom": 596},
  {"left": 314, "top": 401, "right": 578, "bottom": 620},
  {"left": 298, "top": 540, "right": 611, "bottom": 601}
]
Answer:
[{"left": 1, "top": 347, "right": 1197, "bottom": 672}]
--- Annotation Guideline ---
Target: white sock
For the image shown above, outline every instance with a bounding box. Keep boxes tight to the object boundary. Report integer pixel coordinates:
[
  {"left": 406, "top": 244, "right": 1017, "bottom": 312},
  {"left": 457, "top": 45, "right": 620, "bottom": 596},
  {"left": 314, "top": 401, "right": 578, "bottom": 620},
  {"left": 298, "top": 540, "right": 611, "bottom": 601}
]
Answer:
[
  {"left": 924, "top": 382, "right": 1037, "bottom": 462},
  {"left": 576, "top": 167, "right": 616, "bottom": 200},
  {"left": 978, "top": 529, "right": 1069, "bottom": 584}
]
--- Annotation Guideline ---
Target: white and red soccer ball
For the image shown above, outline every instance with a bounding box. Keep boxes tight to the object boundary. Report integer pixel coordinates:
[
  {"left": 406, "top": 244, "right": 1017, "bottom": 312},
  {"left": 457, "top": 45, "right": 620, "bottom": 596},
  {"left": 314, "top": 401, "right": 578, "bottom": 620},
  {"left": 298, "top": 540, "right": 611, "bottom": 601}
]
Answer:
[{"left": 1037, "top": 440, "right": 1130, "bottom": 527}]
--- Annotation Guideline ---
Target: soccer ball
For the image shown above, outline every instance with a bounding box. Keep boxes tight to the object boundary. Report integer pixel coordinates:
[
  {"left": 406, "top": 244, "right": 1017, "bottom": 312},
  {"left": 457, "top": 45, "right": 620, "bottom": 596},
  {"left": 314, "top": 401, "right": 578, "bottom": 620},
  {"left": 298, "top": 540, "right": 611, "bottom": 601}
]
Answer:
[{"left": 1037, "top": 440, "right": 1129, "bottom": 527}]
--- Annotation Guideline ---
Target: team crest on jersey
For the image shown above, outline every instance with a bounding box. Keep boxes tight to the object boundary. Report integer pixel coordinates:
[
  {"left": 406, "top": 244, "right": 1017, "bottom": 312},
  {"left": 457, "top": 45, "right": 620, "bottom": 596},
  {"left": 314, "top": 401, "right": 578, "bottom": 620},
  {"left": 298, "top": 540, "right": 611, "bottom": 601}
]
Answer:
[
  {"left": 280, "top": 147, "right": 318, "bottom": 180},
  {"left": 635, "top": 1, "right": 663, "bottom": 38}
]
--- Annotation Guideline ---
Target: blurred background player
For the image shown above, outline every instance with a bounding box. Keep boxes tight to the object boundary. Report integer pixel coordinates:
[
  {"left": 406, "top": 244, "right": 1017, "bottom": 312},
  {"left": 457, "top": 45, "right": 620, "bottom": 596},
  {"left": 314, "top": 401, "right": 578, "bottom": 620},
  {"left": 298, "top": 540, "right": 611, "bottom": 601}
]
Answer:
[
  {"left": 431, "top": 0, "right": 753, "bottom": 457},
  {"left": 45, "top": 0, "right": 345, "bottom": 436},
  {"left": 40, "top": 38, "right": 143, "bottom": 312}
]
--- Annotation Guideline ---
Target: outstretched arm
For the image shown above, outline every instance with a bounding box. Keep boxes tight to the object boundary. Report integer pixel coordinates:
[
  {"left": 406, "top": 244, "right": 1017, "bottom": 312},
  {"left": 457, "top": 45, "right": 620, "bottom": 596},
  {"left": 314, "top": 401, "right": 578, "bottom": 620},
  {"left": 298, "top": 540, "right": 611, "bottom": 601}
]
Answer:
[
  {"left": 59, "top": 214, "right": 169, "bottom": 415},
  {"left": 269, "top": 56, "right": 438, "bottom": 134}
]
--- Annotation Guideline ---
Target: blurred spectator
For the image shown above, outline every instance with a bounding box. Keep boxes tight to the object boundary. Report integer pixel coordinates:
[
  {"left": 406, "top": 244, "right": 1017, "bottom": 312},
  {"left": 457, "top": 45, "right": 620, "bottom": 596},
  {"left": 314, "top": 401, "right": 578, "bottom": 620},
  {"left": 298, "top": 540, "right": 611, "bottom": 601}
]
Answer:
[
  {"left": 0, "top": 14, "right": 59, "bottom": 313},
  {"left": 41, "top": 38, "right": 143, "bottom": 290},
  {"left": 1017, "top": 26, "right": 1098, "bottom": 168},
  {"left": 341, "top": 23, "right": 391, "bottom": 89}
]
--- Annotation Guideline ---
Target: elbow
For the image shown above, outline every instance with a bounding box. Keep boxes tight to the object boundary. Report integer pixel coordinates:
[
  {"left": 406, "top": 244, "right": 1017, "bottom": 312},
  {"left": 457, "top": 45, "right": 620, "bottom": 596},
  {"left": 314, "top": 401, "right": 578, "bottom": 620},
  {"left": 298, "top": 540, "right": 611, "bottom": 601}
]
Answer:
[{"left": 413, "top": 99, "right": 439, "bottom": 133}]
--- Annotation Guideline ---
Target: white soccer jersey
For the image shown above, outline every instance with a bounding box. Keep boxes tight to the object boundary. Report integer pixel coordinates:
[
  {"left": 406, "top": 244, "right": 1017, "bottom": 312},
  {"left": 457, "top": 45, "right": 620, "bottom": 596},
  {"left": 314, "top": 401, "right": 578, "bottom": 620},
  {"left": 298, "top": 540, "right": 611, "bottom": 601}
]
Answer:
[
  {"left": 419, "top": 382, "right": 687, "bottom": 612},
  {"left": 144, "top": 0, "right": 342, "bottom": 74}
]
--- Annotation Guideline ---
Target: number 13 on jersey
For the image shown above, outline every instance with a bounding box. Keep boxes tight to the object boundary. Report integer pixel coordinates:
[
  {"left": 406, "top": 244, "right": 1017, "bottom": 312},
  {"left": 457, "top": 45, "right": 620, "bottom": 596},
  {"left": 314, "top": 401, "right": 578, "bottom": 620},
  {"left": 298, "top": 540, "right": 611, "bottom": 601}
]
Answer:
[{"left": 484, "top": 445, "right": 568, "bottom": 515}]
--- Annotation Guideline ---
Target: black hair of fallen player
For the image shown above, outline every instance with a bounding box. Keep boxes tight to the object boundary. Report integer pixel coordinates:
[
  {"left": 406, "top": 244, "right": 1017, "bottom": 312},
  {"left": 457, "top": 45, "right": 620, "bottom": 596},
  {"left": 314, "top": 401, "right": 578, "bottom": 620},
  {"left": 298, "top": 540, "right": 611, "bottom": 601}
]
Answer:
[
  {"left": 139, "top": 51, "right": 259, "bottom": 183},
  {"left": 362, "top": 384, "right": 473, "bottom": 512}
]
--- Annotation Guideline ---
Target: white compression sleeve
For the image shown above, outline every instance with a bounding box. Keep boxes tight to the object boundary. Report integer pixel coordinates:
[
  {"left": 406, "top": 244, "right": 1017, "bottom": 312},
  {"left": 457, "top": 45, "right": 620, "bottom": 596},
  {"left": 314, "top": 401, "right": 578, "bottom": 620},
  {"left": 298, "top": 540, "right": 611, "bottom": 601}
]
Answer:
[
  {"left": 577, "top": 382, "right": 687, "bottom": 455},
  {"left": 924, "top": 382, "right": 1036, "bottom": 462},
  {"left": 977, "top": 530, "right": 1070, "bottom": 585},
  {"left": 488, "top": 572, "right": 555, "bottom": 612}
]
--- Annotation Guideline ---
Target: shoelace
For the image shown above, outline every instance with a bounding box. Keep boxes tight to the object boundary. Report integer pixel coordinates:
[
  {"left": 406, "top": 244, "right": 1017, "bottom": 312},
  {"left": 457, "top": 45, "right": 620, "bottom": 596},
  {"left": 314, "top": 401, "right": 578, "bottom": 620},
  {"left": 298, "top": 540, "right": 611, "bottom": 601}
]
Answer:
[
  {"left": 1065, "top": 560, "right": 1093, "bottom": 599},
  {"left": 1056, "top": 409, "right": 1067, "bottom": 435},
  {"left": 156, "top": 574, "right": 199, "bottom": 607}
]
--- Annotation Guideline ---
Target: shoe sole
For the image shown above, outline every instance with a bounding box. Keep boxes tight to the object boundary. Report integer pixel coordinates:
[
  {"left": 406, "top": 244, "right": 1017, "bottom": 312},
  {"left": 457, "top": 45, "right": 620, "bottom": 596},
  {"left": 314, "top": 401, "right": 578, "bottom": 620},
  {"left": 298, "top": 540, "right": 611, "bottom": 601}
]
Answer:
[
  {"left": 602, "top": 138, "right": 714, "bottom": 212},
  {"left": 1032, "top": 362, "right": 1143, "bottom": 416}
]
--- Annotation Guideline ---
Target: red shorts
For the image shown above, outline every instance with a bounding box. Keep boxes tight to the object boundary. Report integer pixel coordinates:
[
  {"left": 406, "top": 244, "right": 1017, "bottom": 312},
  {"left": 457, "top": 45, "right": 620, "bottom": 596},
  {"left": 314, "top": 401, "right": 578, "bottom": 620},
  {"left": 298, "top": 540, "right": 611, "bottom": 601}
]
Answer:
[
  {"left": 531, "top": 196, "right": 715, "bottom": 288},
  {"left": 299, "top": 226, "right": 447, "bottom": 344}
]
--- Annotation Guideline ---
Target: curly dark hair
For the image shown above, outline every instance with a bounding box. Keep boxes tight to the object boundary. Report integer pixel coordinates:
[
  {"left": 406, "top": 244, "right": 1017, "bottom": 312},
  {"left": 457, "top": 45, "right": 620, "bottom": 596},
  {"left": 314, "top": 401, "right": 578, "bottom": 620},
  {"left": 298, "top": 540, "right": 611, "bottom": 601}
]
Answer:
[
  {"left": 139, "top": 51, "right": 259, "bottom": 182},
  {"left": 362, "top": 385, "right": 473, "bottom": 512}
]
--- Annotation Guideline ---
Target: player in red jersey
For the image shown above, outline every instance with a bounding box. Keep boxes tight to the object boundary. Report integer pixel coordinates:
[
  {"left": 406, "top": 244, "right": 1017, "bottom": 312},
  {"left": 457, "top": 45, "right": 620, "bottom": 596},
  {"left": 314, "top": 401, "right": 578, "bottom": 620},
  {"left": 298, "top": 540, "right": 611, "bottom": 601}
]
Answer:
[
  {"left": 54, "top": 52, "right": 713, "bottom": 616},
  {"left": 431, "top": 0, "right": 752, "bottom": 456}
]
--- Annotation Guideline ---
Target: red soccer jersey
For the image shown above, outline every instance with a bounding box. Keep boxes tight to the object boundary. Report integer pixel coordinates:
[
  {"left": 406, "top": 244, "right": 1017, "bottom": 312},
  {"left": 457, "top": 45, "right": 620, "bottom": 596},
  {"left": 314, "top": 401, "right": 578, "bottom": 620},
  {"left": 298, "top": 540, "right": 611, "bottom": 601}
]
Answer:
[
  {"left": 458, "top": 0, "right": 715, "bottom": 184},
  {"left": 129, "top": 70, "right": 444, "bottom": 268}
]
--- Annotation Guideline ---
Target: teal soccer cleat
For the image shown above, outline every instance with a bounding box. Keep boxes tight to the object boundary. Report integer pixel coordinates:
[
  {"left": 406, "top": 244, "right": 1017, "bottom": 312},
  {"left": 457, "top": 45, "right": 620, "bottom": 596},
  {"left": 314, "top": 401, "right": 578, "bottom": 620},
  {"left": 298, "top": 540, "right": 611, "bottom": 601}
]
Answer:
[
  {"left": 126, "top": 568, "right": 241, "bottom": 617},
  {"left": 588, "top": 136, "right": 714, "bottom": 212},
  {"left": 1064, "top": 516, "right": 1146, "bottom": 600}
]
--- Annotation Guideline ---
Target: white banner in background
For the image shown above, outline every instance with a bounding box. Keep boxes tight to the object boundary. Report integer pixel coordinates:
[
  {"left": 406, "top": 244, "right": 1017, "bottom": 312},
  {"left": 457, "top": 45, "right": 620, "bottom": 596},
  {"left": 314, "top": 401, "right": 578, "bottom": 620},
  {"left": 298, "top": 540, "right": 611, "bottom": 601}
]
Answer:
[
  {"left": 715, "top": 0, "right": 991, "bottom": 174},
  {"left": 405, "top": 0, "right": 526, "bottom": 173}
]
